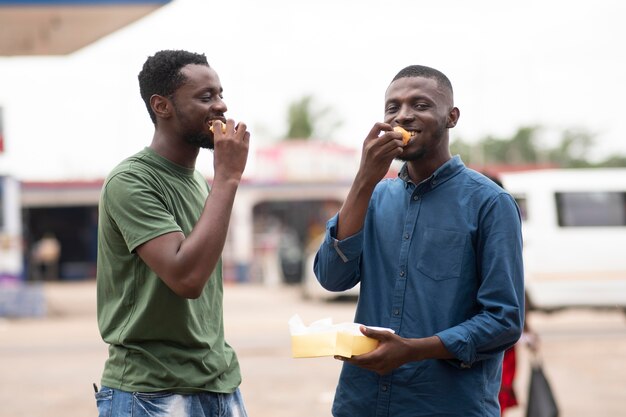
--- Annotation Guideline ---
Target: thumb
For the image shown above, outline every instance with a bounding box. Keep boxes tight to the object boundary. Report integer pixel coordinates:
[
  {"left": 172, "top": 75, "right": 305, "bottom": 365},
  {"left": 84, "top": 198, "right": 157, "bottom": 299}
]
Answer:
[{"left": 360, "top": 325, "right": 390, "bottom": 341}]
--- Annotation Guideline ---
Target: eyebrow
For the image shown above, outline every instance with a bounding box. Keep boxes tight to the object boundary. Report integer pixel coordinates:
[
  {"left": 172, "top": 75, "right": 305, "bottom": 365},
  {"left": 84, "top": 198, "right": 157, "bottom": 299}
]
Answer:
[
  {"left": 385, "top": 94, "right": 434, "bottom": 106},
  {"left": 198, "top": 86, "right": 223, "bottom": 95}
]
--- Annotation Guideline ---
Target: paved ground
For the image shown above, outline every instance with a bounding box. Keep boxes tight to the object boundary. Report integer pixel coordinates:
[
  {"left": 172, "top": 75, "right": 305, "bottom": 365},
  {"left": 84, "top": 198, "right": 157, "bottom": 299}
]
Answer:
[{"left": 1, "top": 281, "right": 626, "bottom": 417}]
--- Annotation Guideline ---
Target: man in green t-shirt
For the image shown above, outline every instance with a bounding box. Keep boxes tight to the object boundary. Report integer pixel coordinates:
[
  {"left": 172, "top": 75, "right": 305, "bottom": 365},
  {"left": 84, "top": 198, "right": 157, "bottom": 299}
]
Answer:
[{"left": 95, "top": 50, "right": 250, "bottom": 417}]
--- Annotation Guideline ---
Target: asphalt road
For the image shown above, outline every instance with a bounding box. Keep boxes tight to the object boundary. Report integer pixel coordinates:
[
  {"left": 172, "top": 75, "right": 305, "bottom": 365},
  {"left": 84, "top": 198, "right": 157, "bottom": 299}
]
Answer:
[{"left": 1, "top": 281, "right": 625, "bottom": 417}]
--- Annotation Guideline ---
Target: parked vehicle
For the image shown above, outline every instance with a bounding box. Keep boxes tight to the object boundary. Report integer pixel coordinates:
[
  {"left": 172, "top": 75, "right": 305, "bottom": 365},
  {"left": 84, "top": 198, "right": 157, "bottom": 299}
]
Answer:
[
  {"left": 302, "top": 168, "right": 626, "bottom": 312},
  {"left": 501, "top": 168, "right": 626, "bottom": 313}
]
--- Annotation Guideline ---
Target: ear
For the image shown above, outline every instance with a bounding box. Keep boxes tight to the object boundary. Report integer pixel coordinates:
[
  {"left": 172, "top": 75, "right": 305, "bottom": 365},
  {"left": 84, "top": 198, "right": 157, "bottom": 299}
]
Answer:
[
  {"left": 150, "top": 94, "right": 172, "bottom": 120},
  {"left": 446, "top": 107, "right": 460, "bottom": 128}
]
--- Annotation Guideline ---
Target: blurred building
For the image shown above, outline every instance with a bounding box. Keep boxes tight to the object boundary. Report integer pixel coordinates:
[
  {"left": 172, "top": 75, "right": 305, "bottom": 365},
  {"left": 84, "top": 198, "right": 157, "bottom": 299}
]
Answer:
[{"left": 16, "top": 140, "right": 358, "bottom": 284}]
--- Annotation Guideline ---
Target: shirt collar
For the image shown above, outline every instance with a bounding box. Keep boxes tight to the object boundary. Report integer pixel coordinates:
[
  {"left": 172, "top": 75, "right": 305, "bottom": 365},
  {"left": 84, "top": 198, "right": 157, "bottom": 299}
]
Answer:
[{"left": 398, "top": 155, "right": 465, "bottom": 189}]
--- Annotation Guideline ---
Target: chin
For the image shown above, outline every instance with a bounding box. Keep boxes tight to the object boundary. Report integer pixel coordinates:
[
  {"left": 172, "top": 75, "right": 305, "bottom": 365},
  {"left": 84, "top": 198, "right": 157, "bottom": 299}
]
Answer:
[{"left": 397, "top": 149, "right": 426, "bottom": 162}]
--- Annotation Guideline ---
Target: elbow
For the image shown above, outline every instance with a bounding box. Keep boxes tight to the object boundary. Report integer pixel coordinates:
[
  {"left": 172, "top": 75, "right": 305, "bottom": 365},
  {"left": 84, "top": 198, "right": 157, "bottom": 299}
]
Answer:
[
  {"left": 163, "top": 272, "right": 207, "bottom": 299},
  {"left": 177, "top": 286, "right": 203, "bottom": 299}
]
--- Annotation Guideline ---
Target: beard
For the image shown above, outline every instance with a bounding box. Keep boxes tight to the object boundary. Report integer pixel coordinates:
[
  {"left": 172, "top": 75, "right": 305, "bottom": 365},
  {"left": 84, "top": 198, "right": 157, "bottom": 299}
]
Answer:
[
  {"left": 397, "top": 147, "right": 426, "bottom": 162},
  {"left": 184, "top": 132, "right": 213, "bottom": 149},
  {"left": 172, "top": 102, "right": 214, "bottom": 149}
]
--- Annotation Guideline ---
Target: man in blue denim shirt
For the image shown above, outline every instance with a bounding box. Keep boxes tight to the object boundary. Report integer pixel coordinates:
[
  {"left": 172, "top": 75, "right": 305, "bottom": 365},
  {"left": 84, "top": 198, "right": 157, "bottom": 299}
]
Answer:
[{"left": 314, "top": 65, "right": 524, "bottom": 416}]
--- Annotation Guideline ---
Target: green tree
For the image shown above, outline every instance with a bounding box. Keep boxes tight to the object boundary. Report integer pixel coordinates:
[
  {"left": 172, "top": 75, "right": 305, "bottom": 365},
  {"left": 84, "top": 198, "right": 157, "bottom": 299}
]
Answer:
[
  {"left": 546, "top": 128, "right": 595, "bottom": 167},
  {"left": 451, "top": 125, "right": 626, "bottom": 168},
  {"left": 284, "top": 95, "right": 342, "bottom": 140}
]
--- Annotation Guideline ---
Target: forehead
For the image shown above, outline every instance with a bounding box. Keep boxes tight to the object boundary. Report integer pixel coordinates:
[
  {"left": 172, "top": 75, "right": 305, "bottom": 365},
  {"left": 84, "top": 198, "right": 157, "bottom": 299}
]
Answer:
[
  {"left": 178, "top": 64, "right": 220, "bottom": 91},
  {"left": 385, "top": 76, "right": 451, "bottom": 105}
]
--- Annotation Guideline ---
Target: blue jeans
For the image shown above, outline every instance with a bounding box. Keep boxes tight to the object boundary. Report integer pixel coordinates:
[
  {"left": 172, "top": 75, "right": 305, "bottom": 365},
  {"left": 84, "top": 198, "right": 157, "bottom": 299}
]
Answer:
[{"left": 95, "top": 386, "right": 248, "bottom": 417}]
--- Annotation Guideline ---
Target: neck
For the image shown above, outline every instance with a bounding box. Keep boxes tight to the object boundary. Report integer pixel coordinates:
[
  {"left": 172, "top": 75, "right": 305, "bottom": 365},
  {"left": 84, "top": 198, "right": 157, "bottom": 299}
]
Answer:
[
  {"left": 149, "top": 131, "right": 200, "bottom": 169},
  {"left": 406, "top": 152, "right": 451, "bottom": 184}
]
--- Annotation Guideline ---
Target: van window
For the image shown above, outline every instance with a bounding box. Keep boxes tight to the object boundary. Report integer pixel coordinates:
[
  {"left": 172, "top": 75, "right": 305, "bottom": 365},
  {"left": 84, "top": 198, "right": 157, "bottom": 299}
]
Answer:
[{"left": 555, "top": 191, "right": 626, "bottom": 227}]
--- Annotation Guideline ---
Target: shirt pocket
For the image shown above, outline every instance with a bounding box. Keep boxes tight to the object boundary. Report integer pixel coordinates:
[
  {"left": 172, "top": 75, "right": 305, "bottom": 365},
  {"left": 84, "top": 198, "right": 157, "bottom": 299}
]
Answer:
[{"left": 416, "top": 227, "right": 468, "bottom": 281}]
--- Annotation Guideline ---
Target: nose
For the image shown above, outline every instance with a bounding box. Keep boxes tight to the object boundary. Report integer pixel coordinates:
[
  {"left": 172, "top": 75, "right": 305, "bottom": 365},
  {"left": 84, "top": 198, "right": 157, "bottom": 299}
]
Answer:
[
  {"left": 395, "top": 104, "right": 415, "bottom": 124},
  {"left": 213, "top": 97, "right": 228, "bottom": 113}
]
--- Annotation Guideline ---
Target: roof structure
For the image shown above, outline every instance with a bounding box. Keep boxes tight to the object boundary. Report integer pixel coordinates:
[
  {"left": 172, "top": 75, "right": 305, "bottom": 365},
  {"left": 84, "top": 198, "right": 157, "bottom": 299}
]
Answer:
[{"left": 0, "top": 0, "right": 170, "bottom": 56}]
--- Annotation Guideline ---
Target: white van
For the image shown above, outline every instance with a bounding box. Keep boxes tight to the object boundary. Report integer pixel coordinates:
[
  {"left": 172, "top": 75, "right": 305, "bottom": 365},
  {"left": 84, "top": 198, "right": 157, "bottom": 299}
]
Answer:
[{"left": 500, "top": 168, "right": 626, "bottom": 313}]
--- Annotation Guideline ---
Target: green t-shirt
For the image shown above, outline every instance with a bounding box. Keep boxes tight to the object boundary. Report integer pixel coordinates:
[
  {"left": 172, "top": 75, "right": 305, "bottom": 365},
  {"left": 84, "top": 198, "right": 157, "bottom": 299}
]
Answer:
[{"left": 96, "top": 147, "right": 241, "bottom": 393}]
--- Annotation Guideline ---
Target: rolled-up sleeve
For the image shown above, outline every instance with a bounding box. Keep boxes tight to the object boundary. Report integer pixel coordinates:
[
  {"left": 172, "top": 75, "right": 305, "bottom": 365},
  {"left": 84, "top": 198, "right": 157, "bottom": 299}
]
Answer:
[{"left": 313, "top": 214, "right": 364, "bottom": 292}]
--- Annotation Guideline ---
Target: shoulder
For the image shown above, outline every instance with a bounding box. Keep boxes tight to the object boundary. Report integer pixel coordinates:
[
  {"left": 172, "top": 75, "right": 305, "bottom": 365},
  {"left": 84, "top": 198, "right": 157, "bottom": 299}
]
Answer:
[
  {"left": 101, "top": 150, "right": 164, "bottom": 203},
  {"left": 104, "top": 150, "right": 161, "bottom": 188},
  {"left": 456, "top": 168, "right": 514, "bottom": 202},
  {"left": 453, "top": 168, "right": 521, "bottom": 218},
  {"left": 374, "top": 176, "right": 405, "bottom": 195}
]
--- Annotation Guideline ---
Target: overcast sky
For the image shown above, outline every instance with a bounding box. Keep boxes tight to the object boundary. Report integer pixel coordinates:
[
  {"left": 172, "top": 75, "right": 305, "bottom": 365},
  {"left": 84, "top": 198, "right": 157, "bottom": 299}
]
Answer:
[{"left": 1, "top": 0, "right": 625, "bottom": 180}]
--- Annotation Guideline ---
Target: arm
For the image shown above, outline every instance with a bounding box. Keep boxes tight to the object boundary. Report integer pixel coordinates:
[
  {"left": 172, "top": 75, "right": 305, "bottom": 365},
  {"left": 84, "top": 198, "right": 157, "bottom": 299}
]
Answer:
[
  {"left": 435, "top": 193, "right": 525, "bottom": 365},
  {"left": 336, "top": 122, "right": 404, "bottom": 239},
  {"left": 314, "top": 123, "right": 404, "bottom": 290},
  {"left": 336, "top": 326, "right": 454, "bottom": 375},
  {"left": 136, "top": 120, "right": 250, "bottom": 299}
]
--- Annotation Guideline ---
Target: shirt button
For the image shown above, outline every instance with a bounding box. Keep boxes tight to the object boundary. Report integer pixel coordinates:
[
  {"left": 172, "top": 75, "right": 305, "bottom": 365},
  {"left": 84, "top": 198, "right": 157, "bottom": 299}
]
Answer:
[
  {"left": 404, "top": 233, "right": 409, "bottom": 239},
  {"left": 393, "top": 309, "right": 400, "bottom": 315},
  {"left": 399, "top": 271, "right": 405, "bottom": 277},
  {"left": 382, "top": 385, "right": 388, "bottom": 392},
  {"left": 413, "top": 195, "right": 419, "bottom": 201}
]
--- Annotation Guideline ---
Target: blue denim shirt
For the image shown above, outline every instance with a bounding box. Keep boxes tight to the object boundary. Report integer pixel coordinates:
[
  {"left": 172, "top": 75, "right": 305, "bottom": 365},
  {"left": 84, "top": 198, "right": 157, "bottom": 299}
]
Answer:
[{"left": 314, "top": 156, "right": 524, "bottom": 417}]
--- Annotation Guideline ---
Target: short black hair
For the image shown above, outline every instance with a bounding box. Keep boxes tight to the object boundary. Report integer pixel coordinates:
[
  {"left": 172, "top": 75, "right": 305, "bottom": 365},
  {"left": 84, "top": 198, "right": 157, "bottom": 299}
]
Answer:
[
  {"left": 391, "top": 65, "right": 453, "bottom": 95},
  {"left": 138, "top": 50, "right": 209, "bottom": 124}
]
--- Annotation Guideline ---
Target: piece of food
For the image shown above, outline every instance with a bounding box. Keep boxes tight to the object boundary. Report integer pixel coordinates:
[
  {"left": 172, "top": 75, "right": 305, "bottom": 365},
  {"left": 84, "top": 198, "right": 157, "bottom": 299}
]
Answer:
[
  {"left": 393, "top": 126, "right": 411, "bottom": 145},
  {"left": 209, "top": 122, "right": 226, "bottom": 134}
]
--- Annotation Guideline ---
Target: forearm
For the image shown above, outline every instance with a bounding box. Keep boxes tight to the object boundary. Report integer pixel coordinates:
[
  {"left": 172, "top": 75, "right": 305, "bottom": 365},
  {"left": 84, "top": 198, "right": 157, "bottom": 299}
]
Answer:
[
  {"left": 406, "top": 336, "right": 455, "bottom": 362},
  {"left": 138, "top": 177, "right": 240, "bottom": 298},
  {"left": 336, "top": 175, "right": 376, "bottom": 240},
  {"left": 176, "top": 177, "right": 239, "bottom": 281}
]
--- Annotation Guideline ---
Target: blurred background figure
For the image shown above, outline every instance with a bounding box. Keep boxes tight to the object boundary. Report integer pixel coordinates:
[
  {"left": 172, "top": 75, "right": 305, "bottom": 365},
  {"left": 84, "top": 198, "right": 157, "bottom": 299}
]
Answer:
[
  {"left": 30, "top": 232, "right": 61, "bottom": 281},
  {"left": 500, "top": 295, "right": 539, "bottom": 416}
]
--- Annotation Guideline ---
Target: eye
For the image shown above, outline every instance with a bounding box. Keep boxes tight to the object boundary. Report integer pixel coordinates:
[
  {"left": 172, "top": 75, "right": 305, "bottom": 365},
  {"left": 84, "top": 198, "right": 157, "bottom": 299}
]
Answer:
[
  {"left": 414, "top": 102, "right": 430, "bottom": 110},
  {"left": 385, "top": 104, "right": 399, "bottom": 113}
]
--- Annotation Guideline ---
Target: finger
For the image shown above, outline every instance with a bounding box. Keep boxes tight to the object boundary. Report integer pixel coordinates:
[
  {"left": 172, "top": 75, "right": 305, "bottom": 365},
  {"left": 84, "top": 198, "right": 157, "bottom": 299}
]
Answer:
[
  {"left": 210, "top": 120, "right": 225, "bottom": 135},
  {"left": 366, "top": 122, "right": 391, "bottom": 140},
  {"left": 235, "top": 121, "right": 248, "bottom": 138}
]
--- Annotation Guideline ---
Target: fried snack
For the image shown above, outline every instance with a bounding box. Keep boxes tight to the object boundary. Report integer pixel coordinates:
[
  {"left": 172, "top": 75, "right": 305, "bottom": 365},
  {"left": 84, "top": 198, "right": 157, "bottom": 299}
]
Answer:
[
  {"left": 393, "top": 126, "right": 411, "bottom": 145},
  {"left": 209, "top": 123, "right": 227, "bottom": 134}
]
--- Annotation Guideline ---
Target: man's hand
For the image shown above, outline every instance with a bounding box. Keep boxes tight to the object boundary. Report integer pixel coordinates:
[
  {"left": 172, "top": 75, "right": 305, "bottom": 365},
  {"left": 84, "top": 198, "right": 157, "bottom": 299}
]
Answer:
[
  {"left": 334, "top": 326, "right": 414, "bottom": 375},
  {"left": 211, "top": 119, "right": 250, "bottom": 183},
  {"left": 356, "top": 122, "right": 405, "bottom": 188},
  {"left": 334, "top": 123, "right": 404, "bottom": 240},
  {"left": 334, "top": 326, "right": 455, "bottom": 375}
]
